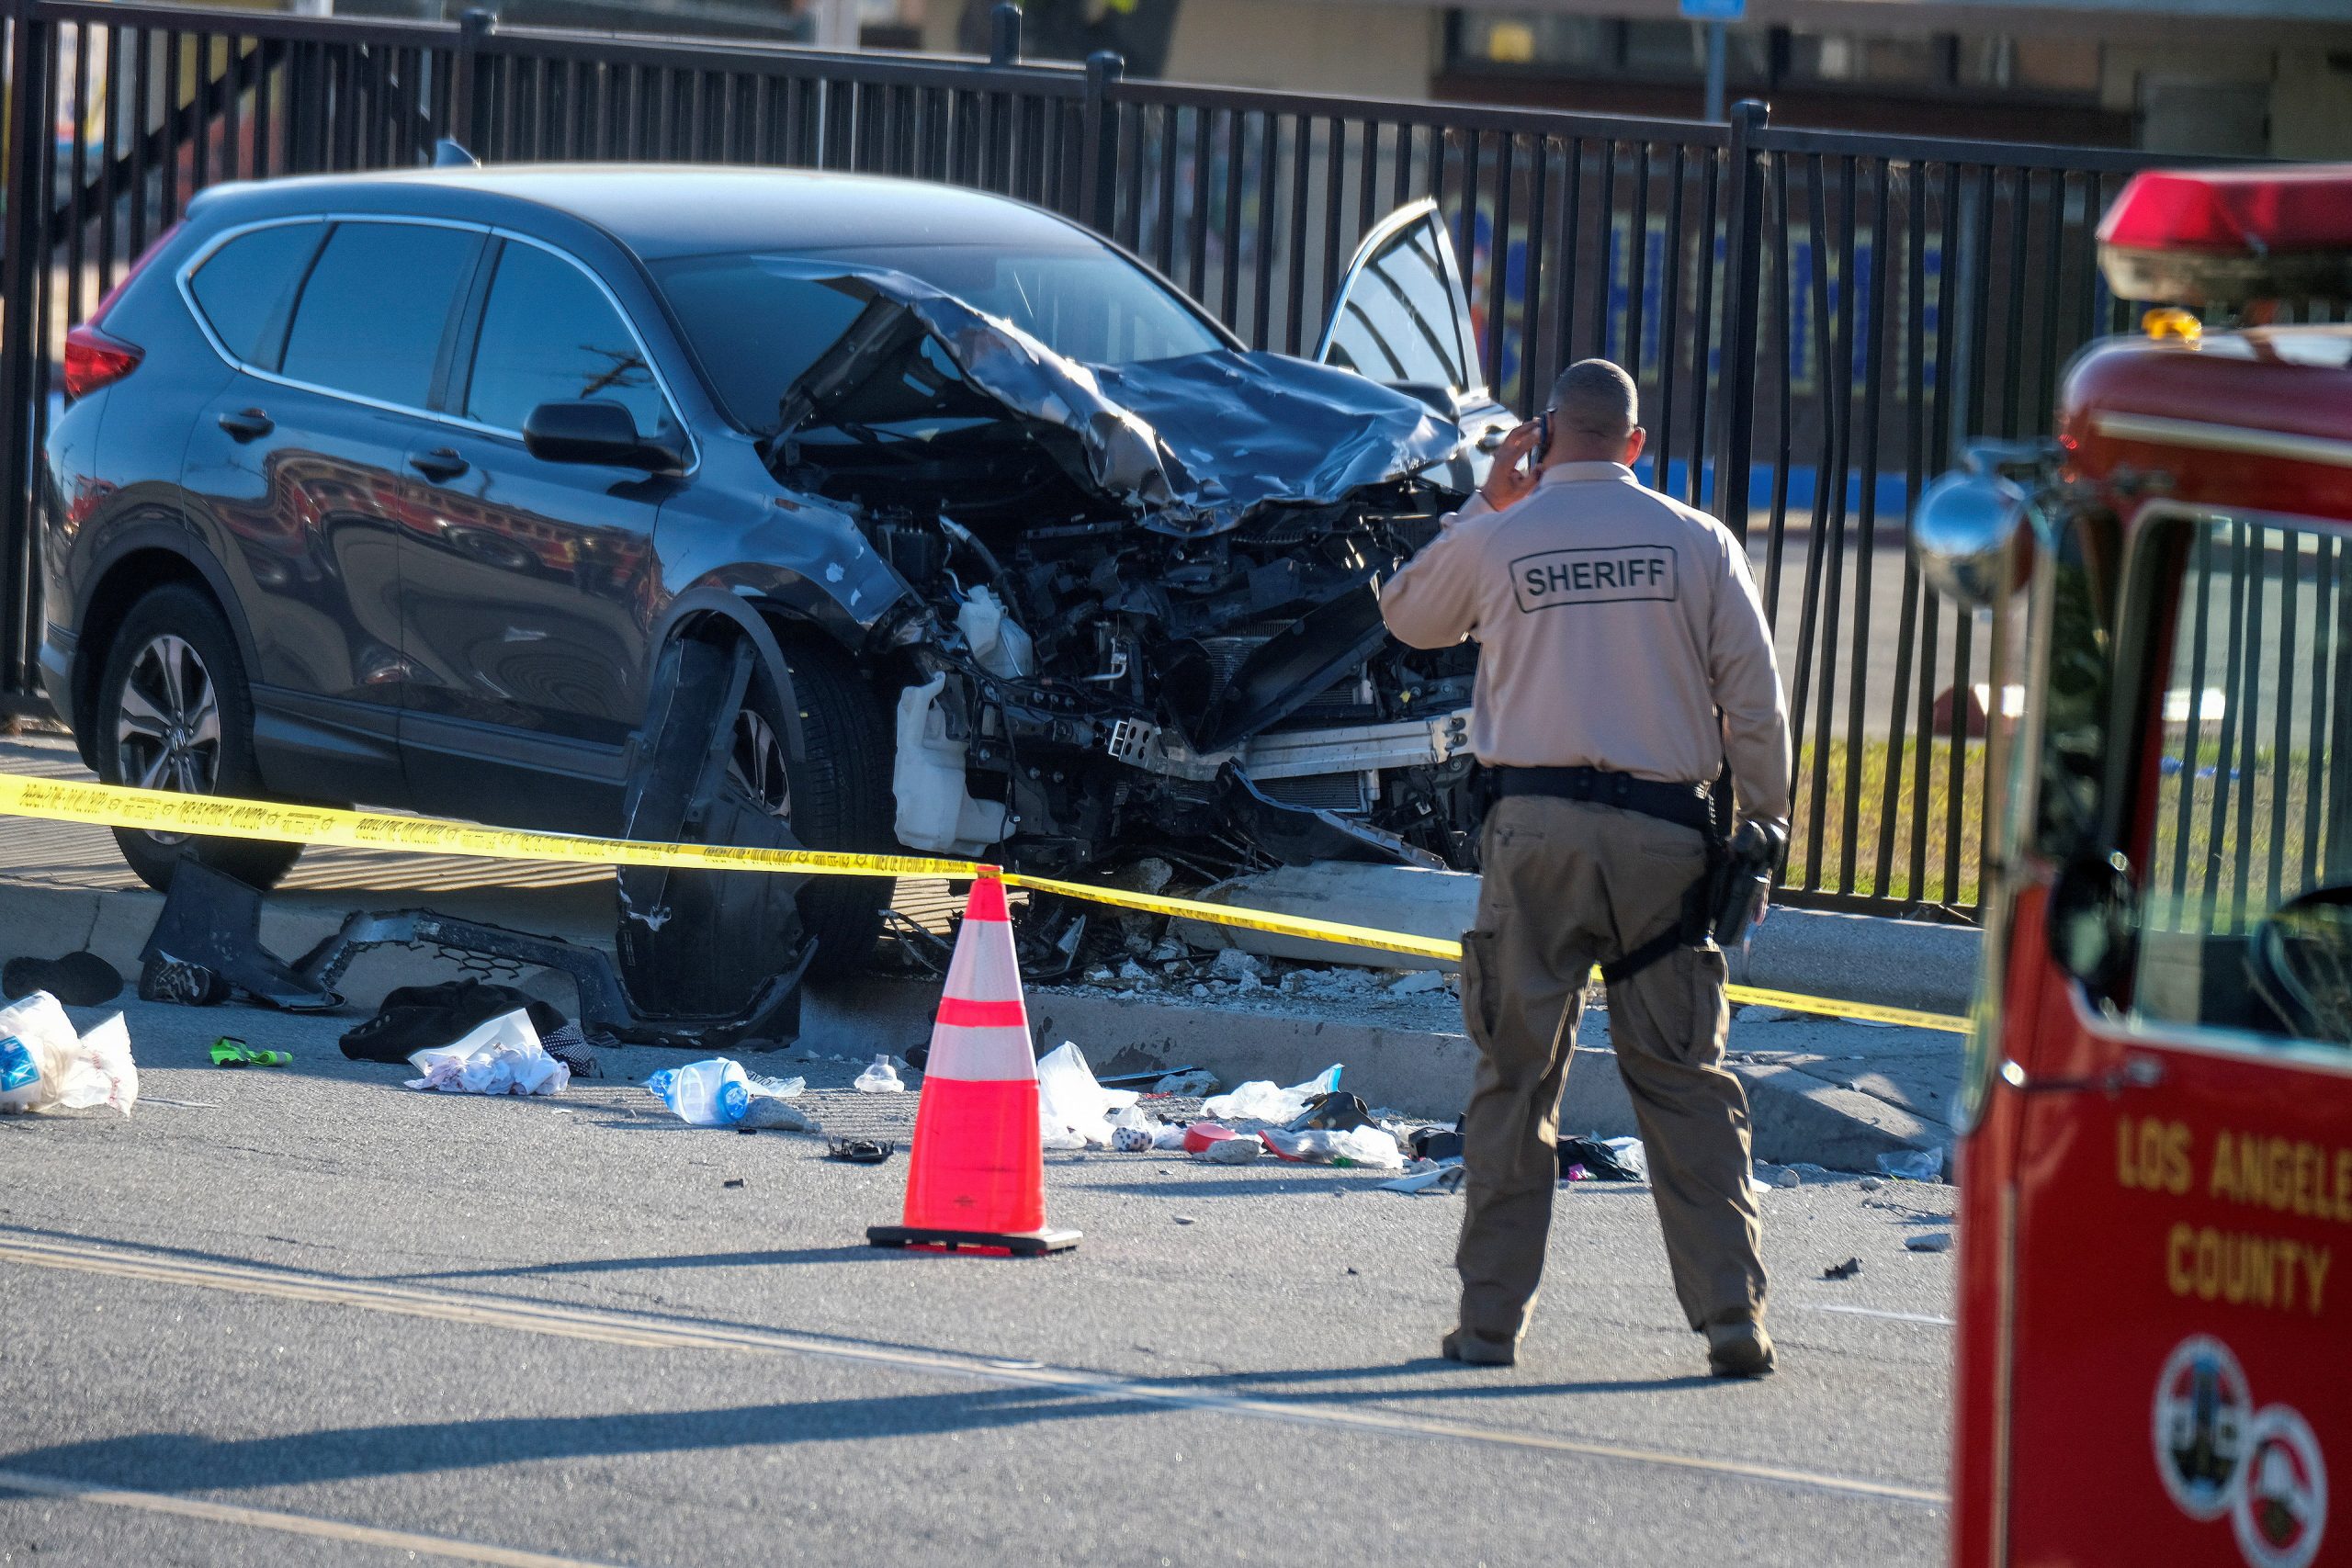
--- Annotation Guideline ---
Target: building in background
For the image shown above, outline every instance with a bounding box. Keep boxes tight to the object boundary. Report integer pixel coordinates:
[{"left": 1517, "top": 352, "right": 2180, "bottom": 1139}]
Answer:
[{"left": 916, "top": 0, "right": 2352, "bottom": 158}]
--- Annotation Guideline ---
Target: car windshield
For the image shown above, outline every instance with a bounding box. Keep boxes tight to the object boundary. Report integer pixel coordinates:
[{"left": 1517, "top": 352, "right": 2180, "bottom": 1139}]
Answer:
[{"left": 653, "top": 243, "right": 1224, "bottom": 434}]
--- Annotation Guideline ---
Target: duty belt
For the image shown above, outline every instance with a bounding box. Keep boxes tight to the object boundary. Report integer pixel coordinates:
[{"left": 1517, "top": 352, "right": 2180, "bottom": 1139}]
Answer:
[{"left": 1489, "top": 765, "right": 1716, "bottom": 838}]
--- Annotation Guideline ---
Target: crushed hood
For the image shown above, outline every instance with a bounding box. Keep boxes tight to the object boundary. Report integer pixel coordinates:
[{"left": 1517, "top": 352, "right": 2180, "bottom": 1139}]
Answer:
[{"left": 774, "top": 266, "right": 1465, "bottom": 533}]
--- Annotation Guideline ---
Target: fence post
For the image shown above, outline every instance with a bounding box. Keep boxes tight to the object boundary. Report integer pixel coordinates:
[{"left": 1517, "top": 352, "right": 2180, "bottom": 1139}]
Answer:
[
  {"left": 0, "top": 0, "right": 48, "bottom": 701},
  {"left": 988, "top": 1, "right": 1021, "bottom": 66},
  {"left": 1712, "top": 98, "right": 1768, "bottom": 542},
  {"left": 451, "top": 8, "right": 494, "bottom": 155},
  {"left": 1079, "top": 50, "right": 1124, "bottom": 237}
]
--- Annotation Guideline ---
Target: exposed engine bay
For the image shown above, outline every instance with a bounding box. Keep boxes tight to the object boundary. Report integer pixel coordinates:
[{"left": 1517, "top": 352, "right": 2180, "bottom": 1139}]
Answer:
[{"left": 763, "top": 265, "right": 1488, "bottom": 876}]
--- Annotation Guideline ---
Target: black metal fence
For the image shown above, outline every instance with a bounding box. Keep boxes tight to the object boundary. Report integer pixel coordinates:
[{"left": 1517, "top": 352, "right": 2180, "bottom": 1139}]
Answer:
[{"left": 0, "top": 0, "right": 2215, "bottom": 919}]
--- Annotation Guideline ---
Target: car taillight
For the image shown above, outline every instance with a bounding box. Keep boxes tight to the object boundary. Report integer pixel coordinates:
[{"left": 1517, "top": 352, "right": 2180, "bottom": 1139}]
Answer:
[
  {"left": 61, "top": 220, "right": 182, "bottom": 401},
  {"left": 62, "top": 325, "right": 142, "bottom": 399}
]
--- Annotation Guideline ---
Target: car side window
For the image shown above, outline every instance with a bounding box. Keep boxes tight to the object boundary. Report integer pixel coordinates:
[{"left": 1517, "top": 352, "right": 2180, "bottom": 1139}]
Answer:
[
  {"left": 280, "top": 221, "right": 481, "bottom": 410},
  {"left": 462, "top": 241, "right": 669, "bottom": 439},
  {"left": 187, "top": 221, "right": 324, "bottom": 368}
]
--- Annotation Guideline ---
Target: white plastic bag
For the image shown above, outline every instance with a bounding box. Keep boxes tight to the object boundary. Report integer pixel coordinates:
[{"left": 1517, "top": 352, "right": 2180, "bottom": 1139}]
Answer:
[
  {"left": 406, "top": 1009, "right": 568, "bottom": 1097},
  {"left": 1035, "top": 1041, "right": 1138, "bottom": 1147},
  {"left": 0, "top": 993, "right": 138, "bottom": 1115},
  {"left": 1201, "top": 1065, "right": 1341, "bottom": 1124}
]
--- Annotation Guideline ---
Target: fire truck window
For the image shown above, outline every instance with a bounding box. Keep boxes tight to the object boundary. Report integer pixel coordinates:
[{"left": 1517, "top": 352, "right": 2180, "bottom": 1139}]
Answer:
[{"left": 2132, "top": 518, "right": 2352, "bottom": 1045}]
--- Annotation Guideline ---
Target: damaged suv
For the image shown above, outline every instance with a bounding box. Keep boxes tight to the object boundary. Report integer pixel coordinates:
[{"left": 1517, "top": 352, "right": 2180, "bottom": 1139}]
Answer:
[{"left": 40, "top": 165, "right": 1506, "bottom": 974}]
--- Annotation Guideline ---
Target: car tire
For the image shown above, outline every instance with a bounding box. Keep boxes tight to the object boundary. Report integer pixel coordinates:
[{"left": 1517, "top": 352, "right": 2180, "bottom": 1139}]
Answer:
[
  {"left": 91, "top": 583, "right": 302, "bottom": 893},
  {"left": 730, "top": 637, "right": 896, "bottom": 979}
]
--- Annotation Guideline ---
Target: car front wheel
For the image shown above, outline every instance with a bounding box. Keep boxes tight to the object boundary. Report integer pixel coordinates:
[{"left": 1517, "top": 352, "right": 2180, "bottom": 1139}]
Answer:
[{"left": 91, "top": 583, "right": 302, "bottom": 892}]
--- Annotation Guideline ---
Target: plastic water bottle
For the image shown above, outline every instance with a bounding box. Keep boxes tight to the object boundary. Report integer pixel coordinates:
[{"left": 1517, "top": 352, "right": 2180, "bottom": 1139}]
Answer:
[{"left": 647, "top": 1057, "right": 751, "bottom": 1126}]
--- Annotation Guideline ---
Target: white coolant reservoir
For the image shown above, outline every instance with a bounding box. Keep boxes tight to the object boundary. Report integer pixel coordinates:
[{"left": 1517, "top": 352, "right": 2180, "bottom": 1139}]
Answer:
[
  {"left": 892, "top": 674, "right": 1011, "bottom": 857},
  {"left": 956, "top": 586, "right": 1035, "bottom": 679}
]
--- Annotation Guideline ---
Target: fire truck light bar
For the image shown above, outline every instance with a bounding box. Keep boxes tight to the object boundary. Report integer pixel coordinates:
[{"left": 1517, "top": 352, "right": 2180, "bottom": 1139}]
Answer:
[{"left": 2098, "top": 165, "right": 2352, "bottom": 307}]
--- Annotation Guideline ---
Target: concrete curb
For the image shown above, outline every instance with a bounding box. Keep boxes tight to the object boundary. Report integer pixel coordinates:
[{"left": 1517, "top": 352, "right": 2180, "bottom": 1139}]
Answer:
[{"left": 1, "top": 880, "right": 1949, "bottom": 1173}]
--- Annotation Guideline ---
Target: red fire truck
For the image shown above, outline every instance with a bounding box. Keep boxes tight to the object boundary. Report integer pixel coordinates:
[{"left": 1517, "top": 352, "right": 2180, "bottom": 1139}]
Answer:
[{"left": 1914, "top": 166, "right": 2351, "bottom": 1568}]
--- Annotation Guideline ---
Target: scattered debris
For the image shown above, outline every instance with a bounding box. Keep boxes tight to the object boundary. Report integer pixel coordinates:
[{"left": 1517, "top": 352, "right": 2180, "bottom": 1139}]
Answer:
[
  {"left": 208, "top": 1037, "right": 290, "bottom": 1067},
  {"left": 1771, "top": 1166, "right": 1803, "bottom": 1189},
  {"left": 1, "top": 951, "right": 122, "bottom": 1007},
  {"left": 1408, "top": 1125, "right": 1465, "bottom": 1163},
  {"left": 1203, "top": 1065, "right": 1342, "bottom": 1123},
  {"left": 723, "top": 1178, "right": 747, "bottom": 1189},
  {"left": 539, "top": 1022, "right": 604, "bottom": 1081},
  {"left": 1386, "top": 969, "right": 1447, "bottom": 997},
  {"left": 1556, "top": 1135, "right": 1643, "bottom": 1182},
  {"left": 1906, "top": 1232, "right": 1954, "bottom": 1254},
  {"left": 406, "top": 1009, "right": 569, "bottom": 1097},
  {"left": 1878, "top": 1147, "right": 1948, "bottom": 1183},
  {"left": 1112, "top": 1124, "right": 1155, "bottom": 1151},
  {"left": 650, "top": 1057, "right": 814, "bottom": 1128},
  {"left": 0, "top": 992, "right": 138, "bottom": 1115},
  {"left": 1859, "top": 1176, "right": 1885, "bottom": 1192},
  {"left": 1823, "top": 1257, "right": 1864, "bottom": 1280},
  {"left": 1209, "top": 950, "right": 1267, "bottom": 985},
  {"left": 344, "top": 980, "right": 567, "bottom": 1066},
  {"left": 854, "top": 1055, "right": 907, "bottom": 1094},
  {"left": 1197, "top": 1135, "right": 1265, "bottom": 1164},
  {"left": 1261, "top": 1124, "right": 1406, "bottom": 1168},
  {"left": 1379, "top": 1162, "right": 1466, "bottom": 1196},
  {"left": 1149, "top": 1068, "right": 1220, "bottom": 1096},
  {"left": 1283, "top": 1090, "right": 1378, "bottom": 1134},
  {"left": 828, "top": 1138, "right": 897, "bottom": 1164},
  {"left": 1173, "top": 1214, "right": 1196, "bottom": 1225},
  {"left": 1182, "top": 1121, "right": 1241, "bottom": 1153},
  {"left": 1037, "top": 1042, "right": 1148, "bottom": 1148}
]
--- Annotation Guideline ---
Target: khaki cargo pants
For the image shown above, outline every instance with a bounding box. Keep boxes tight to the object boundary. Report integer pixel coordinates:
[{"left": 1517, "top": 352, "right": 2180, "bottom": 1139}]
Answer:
[{"left": 1454, "top": 794, "right": 1767, "bottom": 1343}]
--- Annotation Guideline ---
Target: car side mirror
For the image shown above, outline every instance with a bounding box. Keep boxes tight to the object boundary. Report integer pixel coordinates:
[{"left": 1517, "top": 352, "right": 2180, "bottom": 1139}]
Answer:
[
  {"left": 1911, "top": 443, "right": 2041, "bottom": 609},
  {"left": 523, "top": 400, "right": 681, "bottom": 472},
  {"left": 2049, "top": 849, "right": 2135, "bottom": 998}
]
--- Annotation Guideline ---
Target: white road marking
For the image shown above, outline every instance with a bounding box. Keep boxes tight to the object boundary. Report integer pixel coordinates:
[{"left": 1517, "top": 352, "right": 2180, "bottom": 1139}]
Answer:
[
  {"left": 1795, "top": 1303, "right": 1957, "bottom": 1327},
  {"left": 0, "top": 1466, "right": 628, "bottom": 1567},
  {"left": 0, "top": 1231, "right": 1947, "bottom": 1509}
]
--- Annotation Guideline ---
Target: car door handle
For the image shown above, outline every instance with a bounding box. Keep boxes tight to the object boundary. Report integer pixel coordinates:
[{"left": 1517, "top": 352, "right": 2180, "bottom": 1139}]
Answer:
[
  {"left": 408, "top": 447, "right": 469, "bottom": 482},
  {"left": 217, "top": 408, "right": 274, "bottom": 441}
]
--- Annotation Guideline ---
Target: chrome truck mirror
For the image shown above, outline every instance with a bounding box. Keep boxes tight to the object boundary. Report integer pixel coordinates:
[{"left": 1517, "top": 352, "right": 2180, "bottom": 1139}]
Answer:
[{"left": 1911, "top": 442, "right": 2045, "bottom": 609}]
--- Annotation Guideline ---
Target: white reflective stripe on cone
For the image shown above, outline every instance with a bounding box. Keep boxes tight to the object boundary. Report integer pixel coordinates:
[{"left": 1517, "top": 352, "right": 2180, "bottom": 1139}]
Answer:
[
  {"left": 942, "top": 918, "right": 1023, "bottom": 1006},
  {"left": 922, "top": 1021, "right": 1036, "bottom": 1083}
]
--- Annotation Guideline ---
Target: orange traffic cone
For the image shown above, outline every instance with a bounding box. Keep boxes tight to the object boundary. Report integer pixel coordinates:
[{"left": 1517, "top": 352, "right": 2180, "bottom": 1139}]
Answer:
[{"left": 867, "top": 874, "right": 1079, "bottom": 1256}]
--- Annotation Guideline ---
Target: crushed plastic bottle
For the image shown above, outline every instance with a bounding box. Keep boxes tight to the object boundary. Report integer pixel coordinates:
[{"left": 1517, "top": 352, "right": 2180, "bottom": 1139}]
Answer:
[
  {"left": 854, "top": 1055, "right": 906, "bottom": 1094},
  {"left": 647, "top": 1057, "right": 752, "bottom": 1125}
]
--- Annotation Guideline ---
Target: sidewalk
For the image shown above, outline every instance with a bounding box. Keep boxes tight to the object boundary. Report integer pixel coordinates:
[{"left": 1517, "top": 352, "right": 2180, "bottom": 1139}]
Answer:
[{"left": 0, "top": 731, "right": 1964, "bottom": 1171}]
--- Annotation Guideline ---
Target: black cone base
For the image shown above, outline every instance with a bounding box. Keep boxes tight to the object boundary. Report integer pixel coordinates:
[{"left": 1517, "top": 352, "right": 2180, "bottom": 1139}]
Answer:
[{"left": 866, "top": 1224, "right": 1080, "bottom": 1256}]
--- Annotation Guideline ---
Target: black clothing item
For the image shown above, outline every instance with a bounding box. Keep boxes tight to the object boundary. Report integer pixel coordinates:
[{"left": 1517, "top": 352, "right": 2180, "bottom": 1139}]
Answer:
[{"left": 339, "top": 980, "right": 567, "bottom": 1065}]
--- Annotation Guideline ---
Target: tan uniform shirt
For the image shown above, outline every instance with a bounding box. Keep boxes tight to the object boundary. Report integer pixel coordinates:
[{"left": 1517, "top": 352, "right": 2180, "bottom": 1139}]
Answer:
[{"left": 1378, "top": 460, "right": 1792, "bottom": 829}]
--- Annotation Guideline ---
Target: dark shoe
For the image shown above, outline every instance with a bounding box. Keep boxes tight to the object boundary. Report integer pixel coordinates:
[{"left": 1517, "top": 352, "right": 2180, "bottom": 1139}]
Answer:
[
  {"left": 1441, "top": 1327, "right": 1518, "bottom": 1366},
  {"left": 1706, "top": 1319, "right": 1777, "bottom": 1379},
  {"left": 3, "top": 952, "right": 124, "bottom": 1007}
]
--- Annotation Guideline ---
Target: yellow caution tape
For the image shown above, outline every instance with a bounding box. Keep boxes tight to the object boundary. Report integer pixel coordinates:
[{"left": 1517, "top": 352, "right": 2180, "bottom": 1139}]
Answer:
[{"left": 0, "top": 772, "right": 1967, "bottom": 1033}]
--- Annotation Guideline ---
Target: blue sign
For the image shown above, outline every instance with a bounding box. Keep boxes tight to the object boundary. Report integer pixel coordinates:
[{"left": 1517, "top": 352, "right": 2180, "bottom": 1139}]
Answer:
[{"left": 1679, "top": 0, "right": 1745, "bottom": 17}]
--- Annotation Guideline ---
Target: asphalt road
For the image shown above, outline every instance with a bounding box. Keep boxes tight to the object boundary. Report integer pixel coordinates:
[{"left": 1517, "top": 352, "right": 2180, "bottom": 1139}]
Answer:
[{"left": 0, "top": 998, "right": 1955, "bottom": 1567}]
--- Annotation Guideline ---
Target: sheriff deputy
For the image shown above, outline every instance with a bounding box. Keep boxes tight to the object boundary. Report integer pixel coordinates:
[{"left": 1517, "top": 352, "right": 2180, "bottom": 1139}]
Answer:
[{"left": 1378, "top": 358, "right": 1793, "bottom": 1378}]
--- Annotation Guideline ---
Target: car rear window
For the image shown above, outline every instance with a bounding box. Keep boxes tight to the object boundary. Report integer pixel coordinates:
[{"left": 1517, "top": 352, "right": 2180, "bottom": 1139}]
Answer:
[
  {"left": 187, "top": 220, "right": 323, "bottom": 367},
  {"left": 280, "top": 220, "right": 481, "bottom": 410}
]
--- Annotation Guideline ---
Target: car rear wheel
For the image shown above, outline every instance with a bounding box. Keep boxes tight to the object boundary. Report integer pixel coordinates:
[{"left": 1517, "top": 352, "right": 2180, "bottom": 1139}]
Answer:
[
  {"left": 728, "top": 637, "right": 894, "bottom": 977},
  {"left": 93, "top": 584, "right": 302, "bottom": 893}
]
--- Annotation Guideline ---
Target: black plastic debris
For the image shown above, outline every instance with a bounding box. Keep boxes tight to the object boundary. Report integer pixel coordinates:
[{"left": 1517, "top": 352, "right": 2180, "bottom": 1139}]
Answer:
[
  {"left": 1823, "top": 1257, "right": 1864, "bottom": 1280},
  {"left": 1556, "top": 1135, "right": 1641, "bottom": 1182},
  {"left": 1284, "top": 1090, "right": 1378, "bottom": 1134},
  {"left": 341, "top": 981, "right": 567, "bottom": 1066},
  {"left": 723, "top": 1178, "right": 747, "bottom": 1190},
  {"left": 1, "top": 951, "right": 123, "bottom": 1007},
  {"left": 1408, "top": 1125, "right": 1465, "bottom": 1164},
  {"left": 828, "top": 1138, "right": 897, "bottom": 1165}
]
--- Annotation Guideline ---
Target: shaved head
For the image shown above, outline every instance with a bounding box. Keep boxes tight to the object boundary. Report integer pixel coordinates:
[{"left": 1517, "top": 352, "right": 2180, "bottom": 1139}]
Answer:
[{"left": 1549, "top": 359, "right": 1638, "bottom": 445}]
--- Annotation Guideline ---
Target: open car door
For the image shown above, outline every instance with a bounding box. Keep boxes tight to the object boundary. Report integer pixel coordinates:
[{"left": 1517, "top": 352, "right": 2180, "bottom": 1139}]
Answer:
[{"left": 1316, "top": 199, "right": 1515, "bottom": 483}]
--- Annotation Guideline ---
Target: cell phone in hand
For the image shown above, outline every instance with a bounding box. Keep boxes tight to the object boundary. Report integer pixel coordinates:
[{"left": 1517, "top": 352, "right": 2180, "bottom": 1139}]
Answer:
[{"left": 1534, "top": 411, "right": 1553, "bottom": 464}]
